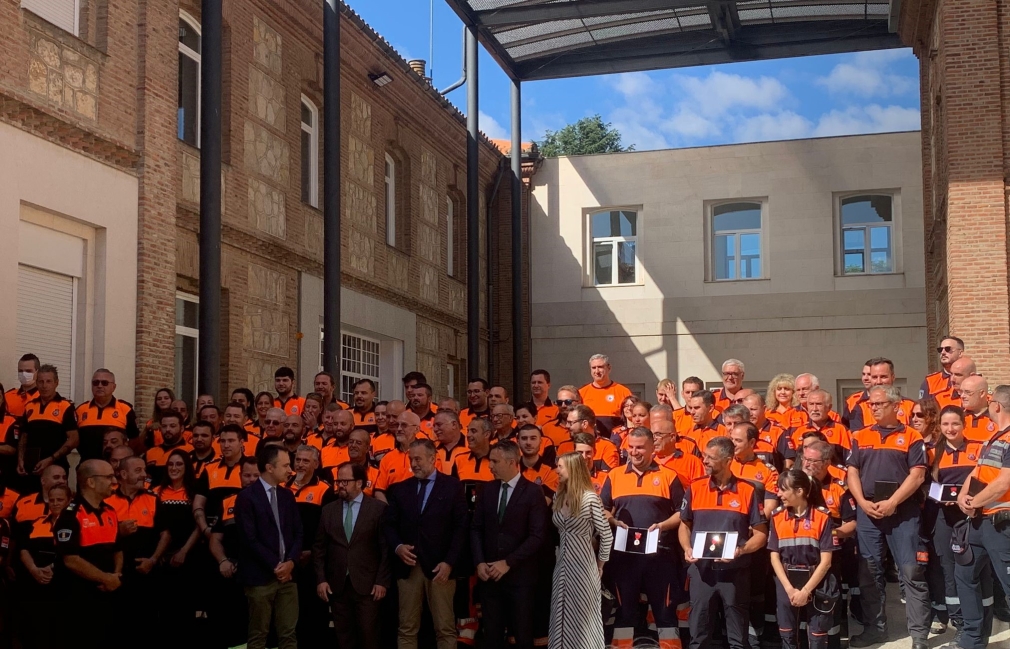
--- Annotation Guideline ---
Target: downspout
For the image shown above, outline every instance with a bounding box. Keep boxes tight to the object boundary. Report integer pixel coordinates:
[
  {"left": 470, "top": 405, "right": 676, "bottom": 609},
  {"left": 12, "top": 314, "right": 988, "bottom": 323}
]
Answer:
[{"left": 486, "top": 157, "right": 507, "bottom": 382}]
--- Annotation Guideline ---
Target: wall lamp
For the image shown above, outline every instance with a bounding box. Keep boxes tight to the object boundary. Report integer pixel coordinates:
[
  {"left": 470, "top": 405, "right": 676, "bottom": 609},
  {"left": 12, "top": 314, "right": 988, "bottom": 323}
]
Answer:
[{"left": 369, "top": 72, "right": 393, "bottom": 87}]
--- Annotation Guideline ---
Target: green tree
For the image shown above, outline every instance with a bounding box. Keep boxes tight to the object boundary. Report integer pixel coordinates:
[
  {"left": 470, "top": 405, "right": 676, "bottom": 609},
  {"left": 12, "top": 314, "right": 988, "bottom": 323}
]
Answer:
[{"left": 537, "top": 115, "right": 634, "bottom": 157}]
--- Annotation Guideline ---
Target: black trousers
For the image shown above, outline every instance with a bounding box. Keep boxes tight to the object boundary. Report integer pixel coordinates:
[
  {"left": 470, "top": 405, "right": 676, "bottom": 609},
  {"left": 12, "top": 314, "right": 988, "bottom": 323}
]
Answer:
[
  {"left": 478, "top": 578, "right": 535, "bottom": 649},
  {"left": 297, "top": 563, "right": 333, "bottom": 649},
  {"left": 687, "top": 563, "right": 750, "bottom": 649},
  {"left": 332, "top": 576, "right": 382, "bottom": 649}
]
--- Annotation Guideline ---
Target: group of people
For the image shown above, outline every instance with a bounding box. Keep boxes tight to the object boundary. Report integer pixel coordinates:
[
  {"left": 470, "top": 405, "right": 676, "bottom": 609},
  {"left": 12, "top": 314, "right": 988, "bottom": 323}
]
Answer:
[{"left": 0, "top": 337, "right": 1006, "bottom": 649}]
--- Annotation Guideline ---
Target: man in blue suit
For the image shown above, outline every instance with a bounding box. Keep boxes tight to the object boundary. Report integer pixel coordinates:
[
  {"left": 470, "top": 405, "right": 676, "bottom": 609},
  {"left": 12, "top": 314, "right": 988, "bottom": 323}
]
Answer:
[{"left": 236, "top": 444, "right": 304, "bottom": 649}]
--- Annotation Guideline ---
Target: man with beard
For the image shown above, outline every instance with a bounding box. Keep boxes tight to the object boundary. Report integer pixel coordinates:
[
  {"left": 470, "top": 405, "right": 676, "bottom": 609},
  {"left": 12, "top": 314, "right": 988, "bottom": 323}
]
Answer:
[{"left": 409, "top": 383, "right": 438, "bottom": 440}]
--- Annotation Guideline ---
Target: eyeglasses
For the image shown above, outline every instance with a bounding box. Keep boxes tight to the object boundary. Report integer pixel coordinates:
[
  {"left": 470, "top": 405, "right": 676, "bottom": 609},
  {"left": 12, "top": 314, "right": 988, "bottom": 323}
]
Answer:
[
  {"left": 867, "top": 401, "right": 891, "bottom": 409},
  {"left": 92, "top": 473, "right": 116, "bottom": 481},
  {"left": 960, "top": 389, "right": 983, "bottom": 398},
  {"left": 264, "top": 419, "right": 282, "bottom": 425},
  {"left": 722, "top": 371, "right": 742, "bottom": 378},
  {"left": 491, "top": 413, "right": 512, "bottom": 419},
  {"left": 910, "top": 411, "right": 925, "bottom": 419},
  {"left": 92, "top": 380, "right": 111, "bottom": 387},
  {"left": 334, "top": 479, "right": 359, "bottom": 485},
  {"left": 801, "top": 457, "right": 826, "bottom": 464},
  {"left": 564, "top": 418, "right": 584, "bottom": 427},
  {"left": 395, "top": 423, "right": 417, "bottom": 430},
  {"left": 937, "top": 346, "right": 956, "bottom": 353},
  {"left": 466, "top": 389, "right": 485, "bottom": 395},
  {"left": 557, "top": 399, "right": 576, "bottom": 406}
]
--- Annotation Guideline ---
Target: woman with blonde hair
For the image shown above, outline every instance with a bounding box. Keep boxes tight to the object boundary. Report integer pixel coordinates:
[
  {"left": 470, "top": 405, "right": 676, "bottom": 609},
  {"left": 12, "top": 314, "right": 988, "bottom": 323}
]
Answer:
[
  {"left": 765, "top": 373, "right": 799, "bottom": 429},
  {"left": 548, "top": 452, "right": 613, "bottom": 649}
]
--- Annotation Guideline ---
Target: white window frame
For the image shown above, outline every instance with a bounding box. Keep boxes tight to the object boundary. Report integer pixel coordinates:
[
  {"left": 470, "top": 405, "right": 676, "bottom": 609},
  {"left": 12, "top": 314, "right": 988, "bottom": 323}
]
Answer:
[
  {"left": 706, "top": 199, "right": 767, "bottom": 282},
  {"left": 175, "top": 292, "right": 199, "bottom": 408},
  {"left": 588, "top": 208, "right": 640, "bottom": 287},
  {"left": 178, "top": 11, "right": 202, "bottom": 148},
  {"left": 446, "top": 363, "right": 455, "bottom": 399},
  {"left": 340, "top": 332, "right": 381, "bottom": 404},
  {"left": 446, "top": 196, "right": 454, "bottom": 276},
  {"left": 385, "top": 154, "right": 396, "bottom": 246},
  {"left": 836, "top": 192, "right": 898, "bottom": 276},
  {"left": 300, "top": 96, "right": 319, "bottom": 208},
  {"left": 21, "top": 0, "right": 80, "bottom": 37}
]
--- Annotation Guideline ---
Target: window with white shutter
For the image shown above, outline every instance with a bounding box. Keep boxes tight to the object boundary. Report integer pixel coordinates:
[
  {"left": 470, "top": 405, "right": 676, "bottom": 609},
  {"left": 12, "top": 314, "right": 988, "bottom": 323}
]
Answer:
[
  {"left": 17, "top": 265, "right": 77, "bottom": 393},
  {"left": 21, "top": 0, "right": 79, "bottom": 36}
]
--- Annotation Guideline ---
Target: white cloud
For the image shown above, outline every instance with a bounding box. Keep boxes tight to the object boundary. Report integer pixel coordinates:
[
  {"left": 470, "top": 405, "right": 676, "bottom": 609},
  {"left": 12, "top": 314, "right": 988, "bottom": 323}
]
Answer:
[
  {"left": 816, "top": 49, "right": 916, "bottom": 97},
  {"left": 813, "top": 104, "right": 921, "bottom": 137},
  {"left": 677, "top": 71, "right": 790, "bottom": 115},
  {"left": 733, "top": 111, "right": 813, "bottom": 142},
  {"left": 611, "top": 72, "right": 660, "bottom": 99},
  {"left": 478, "top": 111, "right": 509, "bottom": 140}
]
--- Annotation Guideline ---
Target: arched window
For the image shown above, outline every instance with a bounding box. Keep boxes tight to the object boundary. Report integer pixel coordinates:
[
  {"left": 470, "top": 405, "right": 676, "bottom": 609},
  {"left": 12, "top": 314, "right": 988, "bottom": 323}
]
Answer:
[
  {"left": 301, "top": 97, "right": 319, "bottom": 207},
  {"left": 710, "top": 201, "right": 763, "bottom": 280},
  {"left": 385, "top": 154, "right": 396, "bottom": 246},
  {"left": 178, "top": 13, "right": 201, "bottom": 147}
]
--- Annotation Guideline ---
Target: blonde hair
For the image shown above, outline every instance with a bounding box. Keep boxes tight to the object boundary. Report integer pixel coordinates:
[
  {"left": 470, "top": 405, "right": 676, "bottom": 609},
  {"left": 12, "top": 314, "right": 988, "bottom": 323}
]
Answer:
[
  {"left": 554, "top": 452, "right": 594, "bottom": 515},
  {"left": 765, "top": 373, "right": 797, "bottom": 409}
]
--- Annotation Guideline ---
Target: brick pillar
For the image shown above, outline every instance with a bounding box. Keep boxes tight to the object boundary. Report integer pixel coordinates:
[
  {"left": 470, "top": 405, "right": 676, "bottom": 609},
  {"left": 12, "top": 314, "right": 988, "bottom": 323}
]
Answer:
[
  {"left": 938, "top": 0, "right": 1010, "bottom": 382},
  {"left": 133, "top": 0, "right": 179, "bottom": 416}
]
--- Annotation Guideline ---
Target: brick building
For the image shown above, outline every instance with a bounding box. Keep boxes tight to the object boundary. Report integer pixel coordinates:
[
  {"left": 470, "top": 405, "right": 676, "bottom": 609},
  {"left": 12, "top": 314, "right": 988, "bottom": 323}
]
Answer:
[
  {"left": 898, "top": 0, "right": 1010, "bottom": 383},
  {"left": 2, "top": 0, "right": 523, "bottom": 416}
]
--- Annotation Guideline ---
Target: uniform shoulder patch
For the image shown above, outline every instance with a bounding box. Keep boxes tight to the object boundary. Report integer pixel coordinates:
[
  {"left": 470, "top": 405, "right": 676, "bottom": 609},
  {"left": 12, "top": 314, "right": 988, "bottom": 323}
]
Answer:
[
  {"left": 815, "top": 506, "right": 831, "bottom": 515},
  {"left": 56, "top": 528, "right": 72, "bottom": 542},
  {"left": 771, "top": 505, "right": 785, "bottom": 516}
]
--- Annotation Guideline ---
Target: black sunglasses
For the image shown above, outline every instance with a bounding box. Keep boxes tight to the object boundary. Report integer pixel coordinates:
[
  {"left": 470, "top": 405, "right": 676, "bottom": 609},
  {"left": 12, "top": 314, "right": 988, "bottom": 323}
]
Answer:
[{"left": 936, "top": 346, "right": 956, "bottom": 353}]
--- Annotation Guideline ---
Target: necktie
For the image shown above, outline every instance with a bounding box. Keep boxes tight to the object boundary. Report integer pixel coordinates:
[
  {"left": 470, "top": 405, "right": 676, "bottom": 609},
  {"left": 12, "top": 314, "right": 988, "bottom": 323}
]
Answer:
[
  {"left": 417, "top": 478, "right": 430, "bottom": 514},
  {"left": 498, "top": 482, "right": 509, "bottom": 523},
  {"left": 343, "top": 500, "right": 354, "bottom": 540},
  {"left": 269, "top": 486, "right": 285, "bottom": 562}
]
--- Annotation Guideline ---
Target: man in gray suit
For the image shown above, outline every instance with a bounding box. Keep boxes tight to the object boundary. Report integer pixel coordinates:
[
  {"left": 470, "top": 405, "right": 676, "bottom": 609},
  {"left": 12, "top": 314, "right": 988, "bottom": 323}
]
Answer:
[{"left": 313, "top": 461, "right": 391, "bottom": 649}]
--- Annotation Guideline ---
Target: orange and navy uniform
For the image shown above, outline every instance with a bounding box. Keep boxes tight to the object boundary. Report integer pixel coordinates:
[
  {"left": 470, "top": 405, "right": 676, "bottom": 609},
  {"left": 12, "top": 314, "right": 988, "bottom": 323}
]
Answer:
[
  {"left": 710, "top": 388, "right": 736, "bottom": 414},
  {"left": 779, "top": 421, "right": 851, "bottom": 467},
  {"left": 766, "top": 407, "right": 802, "bottom": 431},
  {"left": 375, "top": 447, "right": 442, "bottom": 494},
  {"left": 286, "top": 475, "right": 332, "bottom": 542},
  {"left": 494, "top": 432, "right": 556, "bottom": 466},
  {"left": 459, "top": 407, "right": 491, "bottom": 431},
  {"left": 557, "top": 436, "right": 620, "bottom": 472},
  {"left": 17, "top": 515, "right": 55, "bottom": 591},
  {"left": 579, "top": 381, "right": 634, "bottom": 431},
  {"left": 452, "top": 450, "right": 494, "bottom": 512},
  {"left": 106, "top": 488, "right": 159, "bottom": 570},
  {"left": 14, "top": 492, "right": 49, "bottom": 535},
  {"left": 145, "top": 439, "right": 194, "bottom": 484},
  {"left": 521, "top": 458, "right": 560, "bottom": 501},
  {"left": 920, "top": 370, "right": 953, "bottom": 399},
  {"left": 756, "top": 419, "right": 786, "bottom": 457},
  {"left": 417, "top": 407, "right": 437, "bottom": 440},
  {"left": 305, "top": 432, "right": 351, "bottom": 470},
  {"left": 197, "top": 458, "right": 245, "bottom": 524},
  {"left": 680, "top": 474, "right": 766, "bottom": 569},
  {"left": 0, "top": 414, "right": 19, "bottom": 482},
  {"left": 731, "top": 456, "right": 779, "bottom": 498},
  {"left": 436, "top": 439, "right": 469, "bottom": 476},
  {"left": 19, "top": 393, "right": 77, "bottom": 466},
  {"left": 673, "top": 407, "right": 692, "bottom": 432},
  {"left": 5, "top": 386, "right": 39, "bottom": 419},
  {"left": 657, "top": 449, "right": 705, "bottom": 484},
  {"left": 847, "top": 423, "right": 927, "bottom": 503},
  {"left": 933, "top": 388, "right": 961, "bottom": 410},
  {"left": 331, "top": 463, "right": 380, "bottom": 497},
  {"left": 213, "top": 493, "right": 241, "bottom": 560},
  {"left": 0, "top": 485, "right": 22, "bottom": 521},
  {"left": 541, "top": 418, "right": 569, "bottom": 448},
  {"left": 352, "top": 405, "right": 378, "bottom": 435},
  {"left": 964, "top": 409, "right": 998, "bottom": 443},
  {"left": 768, "top": 505, "right": 837, "bottom": 567},
  {"left": 817, "top": 474, "right": 855, "bottom": 523},
  {"left": 846, "top": 395, "right": 915, "bottom": 433},
  {"left": 191, "top": 449, "right": 218, "bottom": 478},
  {"left": 788, "top": 408, "right": 842, "bottom": 429},
  {"left": 589, "top": 468, "right": 609, "bottom": 495},
  {"left": 534, "top": 400, "right": 560, "bottom": 428},
  {"left": 601, "top": 461, "right": 685, "bottom": 549},
  {"left": 842, "top": 391, "right": 867, "bottom": 429},
  {"left": 54, "top": 497, "right": 120, "bottom": 591},
  {"left": 684, "top": 421, "right": 728, "bottom": 453},
  {"left": 370, "top": 432, "right": 397, "bottom": 464},
  {"left": 275, "top": 394, "right": 306, "bottom": 416},
  {"left": 75, "top": 397, "right": 139, "bottom": 460},
  {"left": 931, "top": 439, "right": 983, "bottom": 520},
  {"left": 153, "top": 484, "right": 196, "bottom": 551},
  {"left": 970, "top": 425, "right": 1010, "bottom": 516}
]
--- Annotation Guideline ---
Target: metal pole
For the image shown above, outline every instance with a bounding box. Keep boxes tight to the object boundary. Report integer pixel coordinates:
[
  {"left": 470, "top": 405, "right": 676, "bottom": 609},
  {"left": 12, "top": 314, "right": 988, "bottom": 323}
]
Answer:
[
  {"left": 466, "top": 26, "right": 480, "bottom": 379},
  {"left": 198, "top": 0, "right": 222, "bottom": 401},
  {"left": 322, "top": 0, "right": 341, "bottom": 375},
  {"left": 510, "top": 80, "right": 523, "bottom": 400}
]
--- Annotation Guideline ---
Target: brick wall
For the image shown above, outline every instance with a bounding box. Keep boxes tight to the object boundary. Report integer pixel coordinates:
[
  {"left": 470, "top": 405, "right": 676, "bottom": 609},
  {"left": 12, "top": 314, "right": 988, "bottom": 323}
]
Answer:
[{"left": 899, "top": 0, "right": 1010, "bottom": 384}]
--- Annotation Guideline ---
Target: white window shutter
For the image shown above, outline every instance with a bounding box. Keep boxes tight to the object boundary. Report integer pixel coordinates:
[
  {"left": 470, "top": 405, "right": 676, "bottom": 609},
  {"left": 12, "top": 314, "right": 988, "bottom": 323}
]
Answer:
[
  {"left": 21, "top": 0, "right": 78, "bottom": 36},
  {"left": 18, "top": 265, "right": 75, "bottom": 384}
]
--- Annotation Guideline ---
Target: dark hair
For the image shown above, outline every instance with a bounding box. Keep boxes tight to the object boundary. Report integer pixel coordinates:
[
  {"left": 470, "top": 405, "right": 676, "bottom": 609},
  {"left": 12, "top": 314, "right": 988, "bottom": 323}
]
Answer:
[
  {"left": 866, "top": 357, "right": 895, "bottom": 373},
  {"left": 37, "top": 364, "right": 59, "bottom": 381},
  {"left": 376, "top": 400, "right": 389, "bottom": 408},
  {"left": 159, "top": 448, "right": 197, "bottom": 499},
  {"left": 191, "top": 420, "right": 215, "bottom": 434},
  {"left": 231, "top": 388, "right": 257, "bottom": 419},
  {"left": 336, "top": 461, "right": 368, "bottom": 483},
  {"left": 240, "top": 456, "right": 260, "bottom": 472},
  {"left": 314, "top": 371, "right": 336, "bottom": 386},
  {"left": 0, "top": 383, "right": 6, "bottom": 420},
  {"left": 198, "top": 404, "right": 220, "bottom": 418},
  {"left": 570, "top": 404, "right": 597, "bottom": 427},
  {"left": 619, "top": 395, "right": 640, "bottom": 426},
  {"left": 408, "top": 438, "right": 436, "bottom": 454},
  {"left": 777, "top": 468, "right": 825, "bottom": 510},
  {"left": 683, "top": 376, "right": 704, "bottom": 390},
  {"left": 254, "top": 391, "right": 275, "bottom": 409},
  {"left": 414, "top": 383, "right": 433, "bottom": 396},
  {"left": 274, "top": 366, "right": 295, "bottom": 379},
  {"left": 691, "top": 389, "right": 715, "bottom": 408},
  {"left": 515, "top": 424, "right": 542, "bottom": 438},
  {"left": 218, "top": 423, "right": 248, "bottom": 441},
  {"left": 516, "top": 401, "right": 538, "bottom": 418},
  {"left": 916, "top": 395, "right": 941, "bottom": 443},
  {"left": 706, "top": 436, "right": 734, "bottom": 460},
  {"left": 353, "top": 378, "right": 377, "bottom": 392},
  {"left": 531, "top": 369, "right": 551, "bottom": 383},
  {"left": 152, "top": 387, "right": 176, "bottom": 422},
  {"left": 160, "top": 410, "right": 183, "bottom": 426},
  {"left": 257, "top": 445, "right": 286, "bottom": 472},
  {"left": 225, "top": 400, "right": 247, "bottom": 413},
  {"left": 491, "top": 439, "right": 520, "bottom": 462},
  {"left": 627, "top": 427, "right": 654, "bottom": 443},
  {"left": 940, "top": 336, "right": 965, "bottom": 350},
  {"left": 19, "top": 354, "right": 41, "bottom": 371},
  {"left": 402, "top": 371, "right": 427, "bottom": 386},
  {"left": 931, "top": 405, "right": 967, "bottom": 480},
  {"left": 571, "top": 432, "right": 596, "bottom": 447},
  {"left": 732, "top": 421, "right": 759, "bottom": 443},
  {"left": 47, "top": 483, "right": 72, "bottom": 503},
  {"left": 800, "top": 430, "right": 828, "bottom": 445},
  {"left": 468, "top": 378, "right": 490, "bottom": 390}
]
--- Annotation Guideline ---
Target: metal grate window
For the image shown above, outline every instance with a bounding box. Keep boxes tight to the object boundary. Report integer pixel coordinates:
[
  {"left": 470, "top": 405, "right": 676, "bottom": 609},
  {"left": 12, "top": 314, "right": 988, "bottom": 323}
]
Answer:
[{"left": 340, "top": 333, "right": 380, "bottom": 403}]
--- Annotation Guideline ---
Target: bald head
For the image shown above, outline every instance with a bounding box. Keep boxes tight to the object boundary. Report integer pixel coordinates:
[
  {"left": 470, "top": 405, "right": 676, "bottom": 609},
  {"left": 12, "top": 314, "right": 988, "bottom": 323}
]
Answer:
[
  {"left": 386, "top": 400, "right": 407, "bottom": 419},
  {"left": 961, "top": 375, "right": 989, "bottom": 414},
  {"left": 950, "top": 357, "right": 977, "bottom": 390},
  {"left": 732, "top": 388, "right": 755, "bottom": 404}
]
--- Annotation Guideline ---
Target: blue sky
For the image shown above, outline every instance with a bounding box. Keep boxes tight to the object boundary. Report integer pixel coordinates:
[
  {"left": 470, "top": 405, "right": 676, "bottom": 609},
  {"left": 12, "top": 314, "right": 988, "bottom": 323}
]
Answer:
[{"left": 348, "top": 0, "right": 922, "bottom": 151}]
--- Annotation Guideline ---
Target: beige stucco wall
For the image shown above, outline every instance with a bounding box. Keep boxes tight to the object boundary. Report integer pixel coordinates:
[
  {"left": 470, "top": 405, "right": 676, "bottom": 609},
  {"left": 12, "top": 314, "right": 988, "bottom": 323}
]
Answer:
[
  {"left": 0, "top": 122, "right": 139, "bottom": 404},
  {"left": 530, "top": 132, "right": 927, "bottom": 403}
]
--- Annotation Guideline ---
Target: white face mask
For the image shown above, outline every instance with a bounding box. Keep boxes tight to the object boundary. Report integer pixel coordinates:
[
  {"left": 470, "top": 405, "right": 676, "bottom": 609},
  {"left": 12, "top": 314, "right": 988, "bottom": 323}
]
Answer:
[{"left": 17, "top": 371, "right": 34, "bottom": 386}]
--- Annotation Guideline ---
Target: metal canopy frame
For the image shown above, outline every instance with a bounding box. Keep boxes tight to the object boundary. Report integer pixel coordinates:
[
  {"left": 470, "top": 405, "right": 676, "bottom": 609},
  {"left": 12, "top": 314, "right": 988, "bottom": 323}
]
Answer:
[{"left": 442, "top": 0, "right": 902, "bottom": 81}]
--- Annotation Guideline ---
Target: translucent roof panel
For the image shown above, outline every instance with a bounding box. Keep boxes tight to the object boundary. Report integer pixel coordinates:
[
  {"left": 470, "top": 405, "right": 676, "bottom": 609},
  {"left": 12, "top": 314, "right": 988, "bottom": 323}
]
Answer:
[{"left": 443, "top": 0, "right": 902, "bottom": 80}]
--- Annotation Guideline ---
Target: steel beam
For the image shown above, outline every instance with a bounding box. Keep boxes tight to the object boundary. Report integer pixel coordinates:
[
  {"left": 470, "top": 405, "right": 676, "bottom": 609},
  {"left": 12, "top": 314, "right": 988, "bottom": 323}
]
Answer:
[
  {"left": 322, "top": 0, "right": 342, "bottom": 375},
  {"left": 466, "top": 26, "right": 480, "bottom": 378}
]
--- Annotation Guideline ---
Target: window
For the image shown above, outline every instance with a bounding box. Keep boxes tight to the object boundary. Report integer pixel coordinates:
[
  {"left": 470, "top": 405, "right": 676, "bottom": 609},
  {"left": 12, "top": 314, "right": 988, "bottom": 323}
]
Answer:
[
  {"left": 175, "top": 293, "right": 199, "bottom": 409},
  {"left": 446, "top": 197, "right": 454, "bottom": 276},
  {"left": 590, "top": 209, "right": 638, "bottom": 286},
  {"left": 21, "top": 0, "right": 79, "bottom": 36},
  {"left": 840, "top": 194, "right": 894, "bottom": 275},
  {"left": 385, "top": 154, "right": 396, "bottom": 246},
  {"left": 446, "top": 363, "right": 455, "bottom": 399},
  {"left": 18, "top": 265, "right": 78, "bottom": 397},
  {"left": 178, "top": 13, "right": 201, "bottom": 147},
  {"left": 301, "top": 98, "right": 319, "bottom": 207},
  {"left": 340, "top": 333, "right": 380, "bottom": 403},
  {"left": 711, "top": 202, "right": 763, "bottom": 280}
]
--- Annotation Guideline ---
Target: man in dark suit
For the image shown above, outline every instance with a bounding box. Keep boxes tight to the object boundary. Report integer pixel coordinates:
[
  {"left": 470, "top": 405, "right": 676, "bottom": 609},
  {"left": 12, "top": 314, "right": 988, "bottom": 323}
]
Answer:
[
  {"left": 235, "top": 445, "right": 304, "bottom": 649},
  {"left": 384, "top": 438, "right": 468, "bottom": 649},
  {"left": 314, "top": 461, "right": 390, "bottom": 649},
  {"left": 471, "top": 440, "right": 549, "bottom": 649}
]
